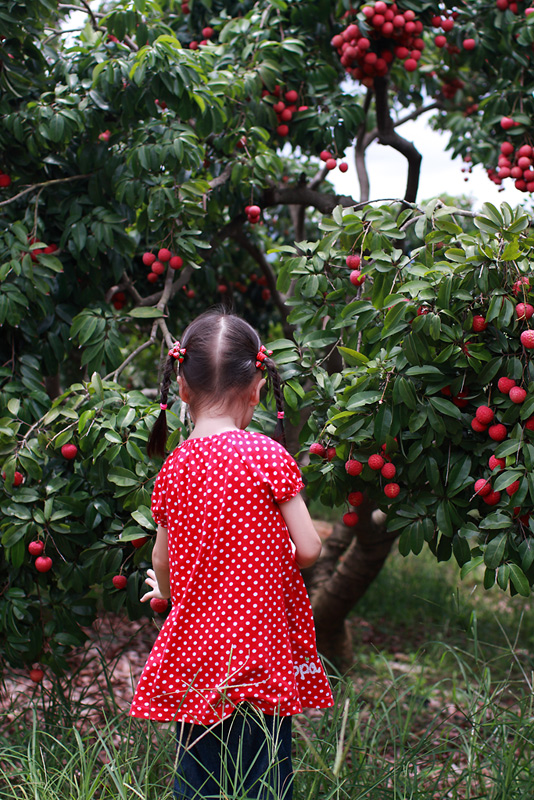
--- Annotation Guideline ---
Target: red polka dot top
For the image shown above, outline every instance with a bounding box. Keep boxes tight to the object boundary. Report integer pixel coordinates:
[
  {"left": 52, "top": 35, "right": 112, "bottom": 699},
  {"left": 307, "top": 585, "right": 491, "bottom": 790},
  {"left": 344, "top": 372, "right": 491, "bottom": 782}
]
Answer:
[{"left": 130, "top": 429, "right": 333, "bottom": 724}]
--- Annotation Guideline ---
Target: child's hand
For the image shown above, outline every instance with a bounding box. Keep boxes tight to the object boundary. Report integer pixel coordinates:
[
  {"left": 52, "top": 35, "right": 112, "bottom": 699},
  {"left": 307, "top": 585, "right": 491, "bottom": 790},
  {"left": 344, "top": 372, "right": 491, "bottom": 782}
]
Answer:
[{"left": 140, "top": 568, "right": 167, "bottom": 602}]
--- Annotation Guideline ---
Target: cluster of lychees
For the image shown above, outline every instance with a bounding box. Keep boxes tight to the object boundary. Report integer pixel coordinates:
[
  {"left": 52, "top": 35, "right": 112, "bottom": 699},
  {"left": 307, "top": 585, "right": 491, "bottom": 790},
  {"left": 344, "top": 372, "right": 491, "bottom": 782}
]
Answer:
[
  {"left": 346, "top": 253, "right": 366, "bottom": 287},
  {"left": 261, "top": 86, "right": 308, "bottom": 138},
  {"left": 28, "top": 538, "right": 52, "bottom": 573},
  {"left": 331, "top": 2, "right": 425, "bottom": 86},
  {"left": 319, "top": 150, "right": 349, "bottom": 174},
  {"left": 189, "top": 26, "right": 214, "bottom": 50},
  {"left": 495, "top": 0, "right": 527, "bottom": 12},
  {"left": 142, "top": 248, "right": 183, "bottom": 283},
  {"left": 488, "top": 139, "right": 534, "bottom": 192},
  {"left": 308, "top": 443, "right": 401, "bottom": 521}
]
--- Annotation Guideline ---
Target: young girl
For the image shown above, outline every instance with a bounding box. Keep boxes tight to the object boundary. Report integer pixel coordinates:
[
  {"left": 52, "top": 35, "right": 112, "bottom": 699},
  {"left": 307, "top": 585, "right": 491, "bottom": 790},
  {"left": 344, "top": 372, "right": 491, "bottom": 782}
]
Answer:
[{"left": 130, "top": 310, "right": 333, "bottom": 799}]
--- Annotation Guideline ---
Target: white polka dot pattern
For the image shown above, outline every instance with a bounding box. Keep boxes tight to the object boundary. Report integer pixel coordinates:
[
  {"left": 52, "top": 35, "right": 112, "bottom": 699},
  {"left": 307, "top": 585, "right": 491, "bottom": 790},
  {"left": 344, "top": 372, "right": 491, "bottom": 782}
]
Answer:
[{"left": 129, "top": 430, "right": 333, "bottom": 724}]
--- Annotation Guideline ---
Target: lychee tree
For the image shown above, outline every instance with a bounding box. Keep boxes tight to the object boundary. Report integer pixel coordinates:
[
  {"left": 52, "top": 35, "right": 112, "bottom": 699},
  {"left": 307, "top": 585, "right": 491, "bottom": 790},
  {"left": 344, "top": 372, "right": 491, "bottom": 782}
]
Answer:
[
  {"left": 2, "top": 0, "right": 534, "bottom": 672},
  {"left": 275, "top": 198, "right": 534, "bottom": 656}
]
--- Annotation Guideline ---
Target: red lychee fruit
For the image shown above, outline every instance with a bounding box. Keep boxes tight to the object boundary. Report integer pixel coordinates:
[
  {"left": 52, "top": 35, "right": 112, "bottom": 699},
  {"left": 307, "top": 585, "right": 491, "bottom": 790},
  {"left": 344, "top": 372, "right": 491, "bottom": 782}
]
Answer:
[
  {"left": 112, "top": 575, "right": 128, "bottom": 589},
  {"left": 150, "top": 597, "right": 169, "bottom": 613},
  {"left": 35, "top": 556, "right": 53, "bottom": 573},
  {"left": 509, "top": 386, "right": 527, "bottom": 404},
  {"left": 475, "top": 406, "right": 494, "bottom": 425},
  {"left": 309, "top": 443, "right": 327, "bottom": 458},
  {"left": 384, "top": 482, "right": 400, "bottom": 499},
  {"left": 488, "top": 424, "right": 507, "bottom": 441},
  {"left": 368, "top": 454, "right": 385, "bottom": 471},
  {"left": 345, "top": 459, "right": 363, "bottom": 476},
  {"left": 348, "top": 491, "right": 364, "bottom": 506},
  {"left": 497, "top": 377, "right": 516, "bottom": 394},
  {"left": 343, "top": 511, "right": 359, "bottom": 527},
  {"left": 61, "top": 443, "right": 78, "bottom": 460},
  {"left": 474, "top": 478, "right": 491, "bottom": 496},
  {"left": 381, "top": 462, "right": 396, "bottom": 479},
  {"left": 28, "top": 541, "right": 44, "bottom": 556}
]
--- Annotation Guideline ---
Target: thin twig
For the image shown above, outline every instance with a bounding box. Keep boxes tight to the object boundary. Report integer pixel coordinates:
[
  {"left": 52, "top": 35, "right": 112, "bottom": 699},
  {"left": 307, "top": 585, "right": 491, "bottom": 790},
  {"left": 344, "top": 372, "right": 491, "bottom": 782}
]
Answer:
[{"left": 0, "top": 174, "right": 92, "bottom": 208}]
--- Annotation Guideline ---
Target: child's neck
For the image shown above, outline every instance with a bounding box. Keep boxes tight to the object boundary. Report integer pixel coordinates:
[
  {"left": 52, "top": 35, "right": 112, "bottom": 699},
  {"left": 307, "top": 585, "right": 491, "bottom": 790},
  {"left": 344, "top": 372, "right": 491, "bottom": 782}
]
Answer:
[{"left": 188, "top": 411, "right": 242, "bottom": 439}]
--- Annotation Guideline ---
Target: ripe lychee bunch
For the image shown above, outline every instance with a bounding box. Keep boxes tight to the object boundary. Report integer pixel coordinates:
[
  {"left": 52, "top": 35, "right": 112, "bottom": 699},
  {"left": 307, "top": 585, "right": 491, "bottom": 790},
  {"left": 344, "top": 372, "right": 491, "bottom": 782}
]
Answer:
[
  {"left": 495, "top": 0, "right": 526, "bottom": 13},
  {"left": 112, "top": 291, "right": 126, "bottom": 310},
  {"left": 245, "top": 205, "right": 261, "bottom": 225},
  {"left": 319, "top": 150, "right": 348, "bottom": 173},
  {"left": 330, "top": 2, "right": 425, "bottom": 87},
  {"left": 261, "top": 85, "right": 308, "bottom": 138},
  {"left": 490, "top": 142, "right": 534, "bottom": 192},
  {"left": 142, "top": 248, "right": 183, "bottom": 282}
]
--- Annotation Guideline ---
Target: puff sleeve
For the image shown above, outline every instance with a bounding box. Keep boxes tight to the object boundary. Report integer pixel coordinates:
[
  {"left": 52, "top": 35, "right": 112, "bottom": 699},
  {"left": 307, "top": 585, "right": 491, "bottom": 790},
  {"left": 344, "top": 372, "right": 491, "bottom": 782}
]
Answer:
[{"left": 250, "top": 436, "right": 304, "bottom": 503}]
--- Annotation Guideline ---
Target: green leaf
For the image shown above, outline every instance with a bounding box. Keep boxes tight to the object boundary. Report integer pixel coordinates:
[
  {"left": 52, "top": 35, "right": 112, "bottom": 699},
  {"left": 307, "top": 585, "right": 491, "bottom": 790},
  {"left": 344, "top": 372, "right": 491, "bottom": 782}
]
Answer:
[
  {"left": 484, "top": 532, "right": 507, "bottom": 569},
  {"left": 128, "top": 307, "right": 165, "bottom": 318},
  {"left": 509, "top": 563, "right": 530, "bottom": 597}
]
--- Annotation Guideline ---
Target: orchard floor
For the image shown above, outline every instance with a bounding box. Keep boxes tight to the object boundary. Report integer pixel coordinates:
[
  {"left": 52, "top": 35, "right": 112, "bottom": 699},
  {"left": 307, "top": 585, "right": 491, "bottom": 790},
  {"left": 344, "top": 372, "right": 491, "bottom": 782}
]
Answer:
[{"left": 2, "top": 520, "right": 534, "bottom": 799}]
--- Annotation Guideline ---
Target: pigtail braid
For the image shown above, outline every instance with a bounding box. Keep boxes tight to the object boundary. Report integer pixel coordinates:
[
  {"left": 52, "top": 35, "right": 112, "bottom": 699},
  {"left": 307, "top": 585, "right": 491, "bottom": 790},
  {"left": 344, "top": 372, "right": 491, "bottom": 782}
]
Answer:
[
  {"left": 265, "top": 358, "right": 287, "bottom": 449},
  {"left": 147, "top": 354, "right": 176, "bottom": 459}
]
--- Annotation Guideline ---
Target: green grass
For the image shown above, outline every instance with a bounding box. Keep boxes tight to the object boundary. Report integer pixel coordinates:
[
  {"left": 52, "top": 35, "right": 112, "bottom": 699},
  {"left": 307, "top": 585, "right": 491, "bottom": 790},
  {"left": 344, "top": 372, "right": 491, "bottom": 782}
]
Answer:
[{"left": 2, "top": 547, "right": 534, "bottom": 799}]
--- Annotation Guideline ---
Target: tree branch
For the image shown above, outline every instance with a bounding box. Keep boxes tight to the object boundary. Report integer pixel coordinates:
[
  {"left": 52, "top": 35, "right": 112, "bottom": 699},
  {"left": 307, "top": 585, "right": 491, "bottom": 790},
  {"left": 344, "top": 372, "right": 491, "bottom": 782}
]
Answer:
[
  {"left": 0, "top": 174, "right": 92, "bottom": 207},
  {"left": 372, "top": 76, "right": 422, "bottom": 204},
  {"left": 58, "top": 1, "right": 102, "bottom": 28},
  {"left": 262, "top": 184, "right": 356, "bottom": 214}
]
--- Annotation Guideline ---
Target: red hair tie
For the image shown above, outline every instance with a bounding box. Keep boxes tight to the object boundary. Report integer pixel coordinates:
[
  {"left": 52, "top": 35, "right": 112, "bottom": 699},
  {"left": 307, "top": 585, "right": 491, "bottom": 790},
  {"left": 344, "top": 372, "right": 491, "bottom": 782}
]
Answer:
[{"left": 255, "top": 344, "right": 273, "bottom": 370}]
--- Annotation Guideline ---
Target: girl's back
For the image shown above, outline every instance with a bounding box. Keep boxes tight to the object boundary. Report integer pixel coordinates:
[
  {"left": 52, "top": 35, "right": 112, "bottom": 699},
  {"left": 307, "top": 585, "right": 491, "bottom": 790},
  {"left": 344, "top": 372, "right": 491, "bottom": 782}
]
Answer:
[{"left": 131, "top": 429, "right": 333, "bottom": 724}]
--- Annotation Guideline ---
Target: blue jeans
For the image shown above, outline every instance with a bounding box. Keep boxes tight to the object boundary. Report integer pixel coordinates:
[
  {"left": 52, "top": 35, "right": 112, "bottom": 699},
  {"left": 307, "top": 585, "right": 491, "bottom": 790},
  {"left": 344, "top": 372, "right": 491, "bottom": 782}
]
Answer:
[{"left": 173, "top": 706, "right": 293, "bottom": 799}]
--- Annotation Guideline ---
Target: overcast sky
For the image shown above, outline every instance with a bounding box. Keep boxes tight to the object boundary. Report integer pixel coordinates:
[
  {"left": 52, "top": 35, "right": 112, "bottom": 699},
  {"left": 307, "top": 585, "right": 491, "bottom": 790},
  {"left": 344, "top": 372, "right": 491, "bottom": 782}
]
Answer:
[{"left": 331, "top": 114, "right": 527, "bottom": 212}]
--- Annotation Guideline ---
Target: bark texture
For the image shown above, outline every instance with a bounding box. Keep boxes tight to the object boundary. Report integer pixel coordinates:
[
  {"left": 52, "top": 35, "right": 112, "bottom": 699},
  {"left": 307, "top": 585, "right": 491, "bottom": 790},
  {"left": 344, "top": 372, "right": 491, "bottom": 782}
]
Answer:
[{"left": 310, "top": 498, "right": 399, "bottom": 669}]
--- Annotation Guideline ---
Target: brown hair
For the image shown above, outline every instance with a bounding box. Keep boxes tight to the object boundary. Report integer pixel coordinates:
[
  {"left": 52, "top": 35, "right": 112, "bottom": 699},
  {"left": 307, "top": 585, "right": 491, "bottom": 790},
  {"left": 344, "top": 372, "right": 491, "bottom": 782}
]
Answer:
[{"left": 147, "top": 311, "right": 285, "bottom": 457}]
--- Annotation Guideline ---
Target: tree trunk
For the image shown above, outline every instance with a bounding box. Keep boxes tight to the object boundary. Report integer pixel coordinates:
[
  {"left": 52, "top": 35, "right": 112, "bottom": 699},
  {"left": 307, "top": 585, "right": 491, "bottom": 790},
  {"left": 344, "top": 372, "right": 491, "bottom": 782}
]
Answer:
[{"left": 309, "top": 499, "right": 398, "bottom": 669}]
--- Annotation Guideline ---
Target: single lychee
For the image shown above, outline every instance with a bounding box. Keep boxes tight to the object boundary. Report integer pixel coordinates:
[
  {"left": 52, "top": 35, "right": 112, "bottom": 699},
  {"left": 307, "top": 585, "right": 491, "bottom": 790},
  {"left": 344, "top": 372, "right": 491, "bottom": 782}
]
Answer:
[
  {"left": 345, "top": 459, "right": 363, "bottom": 476},
  {"left": 368, "top": 454, "right": 385, "bottom": 471}
]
